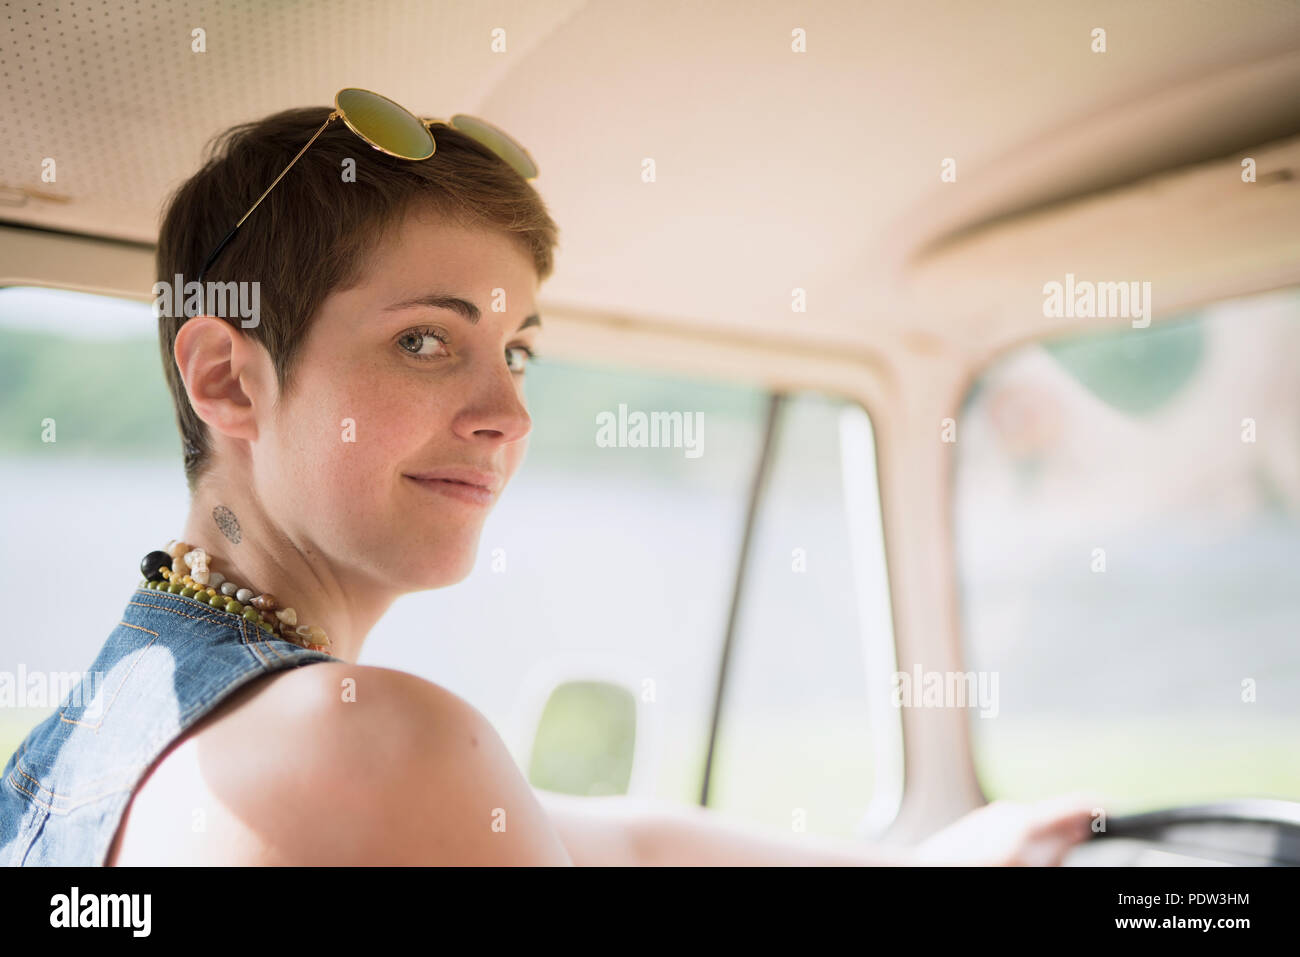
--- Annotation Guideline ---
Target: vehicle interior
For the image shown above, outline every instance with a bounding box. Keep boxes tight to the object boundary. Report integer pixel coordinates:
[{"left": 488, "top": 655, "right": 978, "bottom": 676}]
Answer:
[{"left": 2, "top": 1, "right": 1299, "bottom": 866}]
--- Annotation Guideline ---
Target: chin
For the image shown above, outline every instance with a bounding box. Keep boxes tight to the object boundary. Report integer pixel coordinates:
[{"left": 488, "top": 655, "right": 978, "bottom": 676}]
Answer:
[
  {"left": 407, "top": 537, "right": 481, "bottom": 589},
  {"left": 395, "top": 560, "right": 473, "bottom": 593},
  {"left": 437, "top": 554, "right": 478, "bottom": 586}
]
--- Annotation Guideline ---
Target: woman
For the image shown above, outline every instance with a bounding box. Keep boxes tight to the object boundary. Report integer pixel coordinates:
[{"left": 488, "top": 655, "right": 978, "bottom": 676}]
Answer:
[{"left": 0, "top": 93, "right": 1095, "bottom": 866}]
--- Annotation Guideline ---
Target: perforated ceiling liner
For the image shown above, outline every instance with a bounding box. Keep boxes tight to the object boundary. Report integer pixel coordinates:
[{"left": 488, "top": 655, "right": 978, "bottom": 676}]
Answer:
[
  {"left": 0, "top": 0, "right": 587, "bottom": 242},
  {"left": 2, "top": 0, "right": 1299, "bottom": 337}
]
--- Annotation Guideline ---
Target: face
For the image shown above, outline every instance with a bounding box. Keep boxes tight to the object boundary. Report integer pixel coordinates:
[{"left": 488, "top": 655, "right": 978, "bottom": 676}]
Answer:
[{"left": 252, "top": 206, "right": 539, "bottom": 591}]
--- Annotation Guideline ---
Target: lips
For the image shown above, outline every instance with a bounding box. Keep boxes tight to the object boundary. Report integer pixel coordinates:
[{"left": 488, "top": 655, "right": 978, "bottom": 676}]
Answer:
[
  {"left": 403, "top": 467, "right": 501, "bottom": 507},
  {"left": 403, "top": 467, "right": 501, "bottom": 493}
]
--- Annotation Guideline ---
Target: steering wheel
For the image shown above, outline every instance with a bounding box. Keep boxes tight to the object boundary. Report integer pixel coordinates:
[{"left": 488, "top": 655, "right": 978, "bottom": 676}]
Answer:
[{"left": 1069, "top": 798, "right": 1300, "bottom": 865}]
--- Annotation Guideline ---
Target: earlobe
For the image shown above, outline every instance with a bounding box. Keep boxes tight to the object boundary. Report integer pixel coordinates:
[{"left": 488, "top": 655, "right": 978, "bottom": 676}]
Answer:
[{"left": 174, "top": 316, "right": 260, "bottom": 443}]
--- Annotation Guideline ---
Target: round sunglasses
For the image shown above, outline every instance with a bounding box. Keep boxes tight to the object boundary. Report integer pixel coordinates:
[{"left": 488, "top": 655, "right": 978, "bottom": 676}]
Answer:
[{"left": 195, "top": 87, "right": 538, "bottom": 283}]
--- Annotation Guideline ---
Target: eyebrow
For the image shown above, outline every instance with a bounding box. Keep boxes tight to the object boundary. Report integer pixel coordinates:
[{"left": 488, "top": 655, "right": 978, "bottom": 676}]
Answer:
[{"left": 383, "top": 293, "right": 541, "bottom": 332}]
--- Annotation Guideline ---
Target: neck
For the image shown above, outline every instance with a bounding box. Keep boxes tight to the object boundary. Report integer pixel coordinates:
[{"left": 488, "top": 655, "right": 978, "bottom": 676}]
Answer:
[{"left": 178, "top": 484, "right": 398, "bottom": 664}]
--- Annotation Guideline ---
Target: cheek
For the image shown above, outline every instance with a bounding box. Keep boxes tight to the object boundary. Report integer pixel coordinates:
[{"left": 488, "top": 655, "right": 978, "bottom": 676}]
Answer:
[
  {"left": 268, "top": 364, "right": 425, "bottom": 500},
  {"left": 335, "top": 386, "right": 431, "bottom": 488}
]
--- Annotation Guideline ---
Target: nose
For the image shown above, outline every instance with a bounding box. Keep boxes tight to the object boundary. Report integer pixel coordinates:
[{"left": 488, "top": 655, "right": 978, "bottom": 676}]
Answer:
[{"left": 450, "top": 355, "right": 532, "bottom": 445}]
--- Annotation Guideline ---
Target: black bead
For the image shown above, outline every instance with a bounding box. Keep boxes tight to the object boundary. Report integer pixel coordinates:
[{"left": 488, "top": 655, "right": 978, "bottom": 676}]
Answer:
[{"left": 141, "top": 550, "right": 173, "bottom": 581}]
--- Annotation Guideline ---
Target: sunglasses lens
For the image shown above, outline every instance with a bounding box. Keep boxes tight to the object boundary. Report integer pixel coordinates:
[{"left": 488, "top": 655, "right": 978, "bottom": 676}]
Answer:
[
  {"left": 451, "top": 114, "right": 538, "bottom": 180},
  {"left": 336, "top": 88, "right": 434, "bottom": 160}
]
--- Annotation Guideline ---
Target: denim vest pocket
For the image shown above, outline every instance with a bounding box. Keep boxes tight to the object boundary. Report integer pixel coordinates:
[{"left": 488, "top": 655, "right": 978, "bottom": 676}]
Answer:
[{"left": 21, "top": 590, "right": 263, "bottom": 811}]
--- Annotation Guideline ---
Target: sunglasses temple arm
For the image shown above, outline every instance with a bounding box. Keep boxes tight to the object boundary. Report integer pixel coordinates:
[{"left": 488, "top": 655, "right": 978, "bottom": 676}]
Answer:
[
  {"left": 196, "top": 225, "right": 238, "bottom": 286},
  {"left": 197, "top": 111, "right": 340, "bottom": 283}
]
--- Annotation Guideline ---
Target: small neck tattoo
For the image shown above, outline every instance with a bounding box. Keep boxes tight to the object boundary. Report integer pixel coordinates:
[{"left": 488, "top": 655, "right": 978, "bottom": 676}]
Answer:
[{"left": 213, "top": 505, "right": 241, "bottom": 544}]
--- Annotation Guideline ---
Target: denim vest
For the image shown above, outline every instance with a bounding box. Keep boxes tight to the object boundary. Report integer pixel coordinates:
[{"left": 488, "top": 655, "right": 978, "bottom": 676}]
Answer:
[{"left": 0, "top": 583, "right": 338, "bottom": 866}]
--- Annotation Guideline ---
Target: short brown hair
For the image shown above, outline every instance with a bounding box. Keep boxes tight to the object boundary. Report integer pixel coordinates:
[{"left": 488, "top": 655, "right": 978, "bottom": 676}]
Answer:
[{"left": 155, "top": 105, "right": 559, "bottom": 494}]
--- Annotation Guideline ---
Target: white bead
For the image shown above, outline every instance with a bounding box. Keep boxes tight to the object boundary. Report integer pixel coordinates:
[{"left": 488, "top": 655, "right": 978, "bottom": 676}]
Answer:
[
  {"left": 220, "top": 581, "right": 238, "bottom": 596},
  {"left": 183, "top": 548, "right": 208, "bottom": 571},
  {"left": 190, "top": 567, "right": 210, "bottom": 585},
  {"left": 235, "top": 587, "right": 253, "bottom": 603},
  {"left": 208, "top": 571, "right": 225, "bottom": 589}
]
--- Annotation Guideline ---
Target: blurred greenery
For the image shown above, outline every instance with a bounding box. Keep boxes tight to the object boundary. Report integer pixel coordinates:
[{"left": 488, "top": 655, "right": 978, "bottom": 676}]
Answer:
[
  {"left": 0, "top": 327, "right": 180, "bottom": 458},
  {"left": 0, "top": 324, "right": 774, "bottom": 490},
  {"left": 1042, "top": 313, "right": 1206, "bottom": 415},
  {"left": 522, "top": 356, "right": 767, "bottom": 487},
  {"left": 0, "top": 285, "right": 875, "bottom": 500}
]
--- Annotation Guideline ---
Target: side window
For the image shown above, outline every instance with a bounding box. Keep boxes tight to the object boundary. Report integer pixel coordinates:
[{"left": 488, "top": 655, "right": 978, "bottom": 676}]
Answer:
[
  {"left": 366, "top": 369, "right": 898, "bottom": 830},
  {"left": 0, "top": 284, "right": 897, "bottom": 834},
  {"left": 953, "top": 286, "right": 1300, "bottom": 809},
  {"left": 699, "top": 392, "right": 895, "bottom": 839},
  {"left": 365, "top": 356, "right": 773, "bottom": 806},
  {"left": 0, "top": 287, "right": 184, "bottom": 760}
]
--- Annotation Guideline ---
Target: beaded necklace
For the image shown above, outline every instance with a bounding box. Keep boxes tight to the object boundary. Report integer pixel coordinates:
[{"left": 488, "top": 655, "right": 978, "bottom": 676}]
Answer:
[{"left": 137, "top": 540, "right": 332, "bottom": 653}]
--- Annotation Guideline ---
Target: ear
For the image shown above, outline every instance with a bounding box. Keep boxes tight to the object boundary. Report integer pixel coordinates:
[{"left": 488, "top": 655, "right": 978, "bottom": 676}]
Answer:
[{"left": 173, "top": 316, "right": 265, "bottom": 445}]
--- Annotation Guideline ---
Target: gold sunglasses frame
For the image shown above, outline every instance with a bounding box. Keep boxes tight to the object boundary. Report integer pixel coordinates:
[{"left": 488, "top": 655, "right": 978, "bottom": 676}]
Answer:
[{"left": 195, "top": 87, "right": 537, "bottom": 283}]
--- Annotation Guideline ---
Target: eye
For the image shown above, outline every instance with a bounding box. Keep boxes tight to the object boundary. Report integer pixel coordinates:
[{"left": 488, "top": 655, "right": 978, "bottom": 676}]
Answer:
[
  {"left": 397, "top": 326, "right": 450, "bottom": 361},
  {"left": 506, "top": 344, "right": 537, "bottom": 375}
]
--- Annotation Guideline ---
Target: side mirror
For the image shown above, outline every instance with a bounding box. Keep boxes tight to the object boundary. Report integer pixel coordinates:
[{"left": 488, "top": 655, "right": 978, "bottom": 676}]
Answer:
[{"left": 526, "top": 680, "right": 637, "bottom": 796}]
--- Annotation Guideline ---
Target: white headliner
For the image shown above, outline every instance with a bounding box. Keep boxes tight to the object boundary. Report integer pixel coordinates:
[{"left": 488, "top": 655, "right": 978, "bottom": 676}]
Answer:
[{"left": 1, "top": 0, "right": 1298, "bottom": 356}]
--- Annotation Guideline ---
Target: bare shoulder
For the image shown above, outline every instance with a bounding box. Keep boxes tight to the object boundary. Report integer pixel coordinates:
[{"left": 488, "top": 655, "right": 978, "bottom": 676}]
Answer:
[{"left": 107, "top": 663, "right": 571, "bottom": 865}]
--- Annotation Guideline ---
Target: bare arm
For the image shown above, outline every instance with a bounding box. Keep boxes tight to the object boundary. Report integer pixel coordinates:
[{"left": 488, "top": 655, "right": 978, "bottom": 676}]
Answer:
[
  {"left": 536, "top": 789, "right": 915, "bottom": 866},
  {"left": 174, "top": 664, "right": 574, "bottom": 865},
  {"left": 538, "top": 789, "right": 1100, "bottom": 867},
  {"left": 534, "top": 789, "right": 656, "bottom": 866},
  {"left": 634, "top": 799, "right": 918, "bottom": 866}
]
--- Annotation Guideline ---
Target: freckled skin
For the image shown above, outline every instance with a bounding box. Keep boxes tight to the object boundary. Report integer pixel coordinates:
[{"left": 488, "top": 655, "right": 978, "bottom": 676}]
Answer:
[
  {"left": 253, "top": 208, "right": 537, "bottom": 595},
  {"left": 110, "top": 210, "right": 548, "bottom": 865},
  {"left": 176, "top": 205, "right": 541, "bottom": 660}
]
